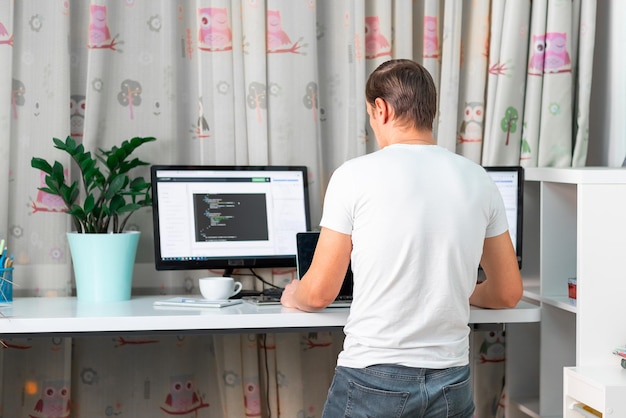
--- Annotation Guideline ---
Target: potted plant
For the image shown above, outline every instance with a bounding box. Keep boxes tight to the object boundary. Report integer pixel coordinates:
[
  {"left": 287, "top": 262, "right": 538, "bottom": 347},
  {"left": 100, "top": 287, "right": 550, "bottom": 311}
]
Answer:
[{"left": 31, "top": 136, "right": 156, "bottom": 302}]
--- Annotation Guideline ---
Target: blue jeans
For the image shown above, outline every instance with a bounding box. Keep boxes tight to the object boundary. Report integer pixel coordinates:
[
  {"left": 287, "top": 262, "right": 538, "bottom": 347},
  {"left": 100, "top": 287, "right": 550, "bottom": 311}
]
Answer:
[{"left": 322, "top": 364, "right": 474, "bottom": 418}]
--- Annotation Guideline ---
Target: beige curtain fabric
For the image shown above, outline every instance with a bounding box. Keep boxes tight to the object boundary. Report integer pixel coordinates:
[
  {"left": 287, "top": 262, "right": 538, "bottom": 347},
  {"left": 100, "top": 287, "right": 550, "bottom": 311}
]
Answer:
[{"left": 0, "top": 1, "right": 596, "bottom": 416}]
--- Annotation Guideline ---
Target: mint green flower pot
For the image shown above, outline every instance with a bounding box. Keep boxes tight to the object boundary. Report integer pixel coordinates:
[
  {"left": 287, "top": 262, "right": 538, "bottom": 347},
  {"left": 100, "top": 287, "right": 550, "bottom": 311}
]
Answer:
[{"left": 67, "top": 231, "right": 140, "bottom": 302}]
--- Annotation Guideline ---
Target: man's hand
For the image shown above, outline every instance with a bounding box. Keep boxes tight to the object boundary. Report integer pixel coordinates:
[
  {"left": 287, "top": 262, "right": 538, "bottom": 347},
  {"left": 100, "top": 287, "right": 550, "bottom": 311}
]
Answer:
[{"left": 280, "top": 279, "right": 301, "bottom": 309}]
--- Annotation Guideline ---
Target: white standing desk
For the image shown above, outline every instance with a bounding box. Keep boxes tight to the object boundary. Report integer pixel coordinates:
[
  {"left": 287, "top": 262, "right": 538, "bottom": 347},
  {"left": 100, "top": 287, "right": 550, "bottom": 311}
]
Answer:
[{"left": 0, "top": 296, "right": 540, "bottom": 336}]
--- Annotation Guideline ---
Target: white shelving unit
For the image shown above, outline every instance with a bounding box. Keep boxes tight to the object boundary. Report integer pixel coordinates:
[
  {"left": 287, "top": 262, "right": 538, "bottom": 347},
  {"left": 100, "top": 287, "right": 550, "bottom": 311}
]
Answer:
[{"left": 507, "top": 168, "right": 626, "bottom": 418}]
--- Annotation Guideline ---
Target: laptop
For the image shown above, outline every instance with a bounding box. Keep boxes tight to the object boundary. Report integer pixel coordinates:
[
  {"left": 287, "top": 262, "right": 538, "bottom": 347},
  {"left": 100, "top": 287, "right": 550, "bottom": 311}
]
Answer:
[
  {"left": 295, "top": 231, "right": 353, "bottom": 308},
  {"left": 245, "top": 231, "right": 353, "bottom": 307}
]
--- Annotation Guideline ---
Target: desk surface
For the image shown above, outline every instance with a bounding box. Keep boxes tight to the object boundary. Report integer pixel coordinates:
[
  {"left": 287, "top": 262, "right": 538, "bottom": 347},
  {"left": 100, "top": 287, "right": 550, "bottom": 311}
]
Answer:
[{"left": 0, "top": 296, "right": 540, "bottom": 335}]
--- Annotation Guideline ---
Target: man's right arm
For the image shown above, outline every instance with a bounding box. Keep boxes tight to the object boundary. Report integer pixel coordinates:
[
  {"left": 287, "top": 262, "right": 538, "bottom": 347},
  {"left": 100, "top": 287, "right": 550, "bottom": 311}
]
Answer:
[
  {"left": 281, "top": 227, "right": 352, "bottom": 312},
  {"left": 470, "top": 231, "right": 523, "bottom": 308}
]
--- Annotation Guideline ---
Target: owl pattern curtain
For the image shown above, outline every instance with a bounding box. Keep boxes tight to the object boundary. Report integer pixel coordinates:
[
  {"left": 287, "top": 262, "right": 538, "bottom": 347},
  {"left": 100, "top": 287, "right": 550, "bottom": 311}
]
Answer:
[{"left": 0, "top": 0, "right": 596, "bottom": 416}]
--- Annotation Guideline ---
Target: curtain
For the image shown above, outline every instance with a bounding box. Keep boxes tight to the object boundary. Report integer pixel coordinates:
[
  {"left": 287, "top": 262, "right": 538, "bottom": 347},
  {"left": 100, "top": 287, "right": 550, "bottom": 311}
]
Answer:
[{"left": 0, "top": 1, "right": 596, "bottom": 417}]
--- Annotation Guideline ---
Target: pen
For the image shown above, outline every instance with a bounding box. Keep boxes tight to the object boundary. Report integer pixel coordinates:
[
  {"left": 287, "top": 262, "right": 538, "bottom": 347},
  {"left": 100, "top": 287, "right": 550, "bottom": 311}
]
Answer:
[{"left": 0, "top": 248, "right": 6, "bottom": 270}]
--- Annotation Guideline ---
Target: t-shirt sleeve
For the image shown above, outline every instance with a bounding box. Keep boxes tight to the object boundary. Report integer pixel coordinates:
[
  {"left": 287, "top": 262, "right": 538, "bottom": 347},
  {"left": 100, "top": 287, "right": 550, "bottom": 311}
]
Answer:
[{"left": 319, "top": 164, "right": 354, "bottom": 235}]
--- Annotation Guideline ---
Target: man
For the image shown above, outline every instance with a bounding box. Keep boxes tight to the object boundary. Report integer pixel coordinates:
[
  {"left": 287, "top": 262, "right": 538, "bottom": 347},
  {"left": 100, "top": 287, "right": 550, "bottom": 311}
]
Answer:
[{"left": 281, "top": 59, "right": 523, "bottom": 417}]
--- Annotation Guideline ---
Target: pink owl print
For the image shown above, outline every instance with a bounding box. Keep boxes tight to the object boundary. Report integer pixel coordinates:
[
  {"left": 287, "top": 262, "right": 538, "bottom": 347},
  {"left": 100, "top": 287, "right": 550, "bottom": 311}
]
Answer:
[
  {"left": 267, "top": 10, "right": 291, "bottom": 50},
  {"left": 365, "top": 16, "right": 391, "bottom": 59},
  {"left": 87, "top": 5, "right": 120, "bottom": 50},
  {"left": 423, "top": 16, "right": 439, "bottom": 59},
  {"left": 198, "top": 7, "right": 233, "bottom": 51},
  {"left": 160, "top": 374, "right": 209, "bottom": 415},
  {"left": 528, "top": 34, "right": 545, "bottom": 76},
  {"left": 0, "top": 20, "right": 13, "bottom": 46},
  {"left": 31, "top": 379, "right": 71, "bottom": 418},
  {"left": 544, "top": 32, "right": 571, "bottom": 74},
  {"left": 88, "top": 5, "right": 110, "bottom": 45},
  {"left": 32, "top": 170, "right": 67, "bottom": 214},
  {"left": 266, "top": 10, "right": 304, "bottom": 54}
]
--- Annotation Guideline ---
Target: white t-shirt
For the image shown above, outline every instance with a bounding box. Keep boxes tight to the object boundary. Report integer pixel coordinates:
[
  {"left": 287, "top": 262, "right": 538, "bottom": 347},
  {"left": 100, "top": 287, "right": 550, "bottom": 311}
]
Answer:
[{"left": 320, "top": 144, "right": 509, "bottom": 369}]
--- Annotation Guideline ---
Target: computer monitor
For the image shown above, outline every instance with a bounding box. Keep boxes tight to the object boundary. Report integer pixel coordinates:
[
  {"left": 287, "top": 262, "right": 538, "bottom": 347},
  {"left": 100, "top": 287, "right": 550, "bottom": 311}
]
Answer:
[
  {"left": 150, "top": 165, "right": 311, "bottom": 273},
  {"left": 484, "top": 166, "right": 524, "bottom": 269}
]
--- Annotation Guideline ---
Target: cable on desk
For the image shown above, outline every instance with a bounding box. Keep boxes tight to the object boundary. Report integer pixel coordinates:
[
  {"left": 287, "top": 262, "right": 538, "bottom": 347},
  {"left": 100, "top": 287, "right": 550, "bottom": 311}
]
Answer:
[{"left": 249, "top": 268, "right": 284, "bottom": 290}]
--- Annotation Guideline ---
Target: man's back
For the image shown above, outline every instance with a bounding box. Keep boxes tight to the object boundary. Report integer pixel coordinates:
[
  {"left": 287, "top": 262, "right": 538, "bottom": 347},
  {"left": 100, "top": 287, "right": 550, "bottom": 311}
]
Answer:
[{"left": 320, "top": 144, "right": 508, "bottom": 369}]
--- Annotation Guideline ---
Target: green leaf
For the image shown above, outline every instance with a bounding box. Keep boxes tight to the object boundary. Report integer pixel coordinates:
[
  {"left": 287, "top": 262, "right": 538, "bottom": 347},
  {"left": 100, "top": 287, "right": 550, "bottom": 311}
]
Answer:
[
  {"left": 68, "top": 204, "right": 86, "bottom": 219},
  {"left": 84, "top": 194, "right": 95, "bottom": 214},
  {"left": 115, "top": 147, "right": 129, "bottom": 163},
  {"left": 52, "top": 137, "right": 66, "bottom": 150},
  {"left": 69, "top": 183, "right": 79, "bottom": 202},
  {"left": 83, "top": 168, "right": 99, "bottom": 190},
  {"left": 118, "top": 203, "right": 142, "bottom": 213},
  {"left": 31, "top": 157, "right": 53, "bottom": 174},
  {"left": 109, "top": 195, "right": 126, "bottom": 213},
  {"left": 59, "top": 183, "right": 76, "bottom": 204},
  {"left": 136, "top": 196, "right": 151, "bottom": 207},
  {"left": 59, "top": 136, "right": 76, "bottom": 153},
  {"left": 131, "top": 136, "right": 156, "bottom": 147},
  {"left": 80, "top": 156, "right": 95, "bottom": 172},
  {"left": 105, "top": 174, "right": 127, "bottom": 199},
  {"left": 38, "top": 187, "right": 57, "bottom": 195},
  {"left": 74, "top": 150, "right": 92, "bottom": 168},
  {"left": 92, "top": 170, "right": 106, "bottom": 186},
  {"left": 106, "top": 153, "right": 120, "bottom": 170},
  {"left": 129, "top": 177, "right": 150, "bottom": 190},
  {"left": 44, "top": 176, "right": 61, "bottom": 194},
  {"left": 72, "top": 143, "right": 85, "bottom": 159},
  {"left": 91, "top": 205, "right": 103, "bottom": 218},
  {"left": 51, "top": 161, "right": 65, "bottom": 179}
]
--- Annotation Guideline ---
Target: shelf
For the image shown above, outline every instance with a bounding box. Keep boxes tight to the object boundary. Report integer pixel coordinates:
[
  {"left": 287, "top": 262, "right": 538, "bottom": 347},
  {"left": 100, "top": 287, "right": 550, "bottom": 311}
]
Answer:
[
  {"left": 510, "top": 397, "right": 540, "bottom": 418},
  {"left": 566, "top": 366, "right": 626, "bottom": 390},
  {"left": 523, "top": 283, "right": 541, "bottom": 303},
  {"left": 525, "top": 167, "right": 626, "bottom": 184},
  {"left": 542, "top": 296, "right": 577, "bottom": 313}
]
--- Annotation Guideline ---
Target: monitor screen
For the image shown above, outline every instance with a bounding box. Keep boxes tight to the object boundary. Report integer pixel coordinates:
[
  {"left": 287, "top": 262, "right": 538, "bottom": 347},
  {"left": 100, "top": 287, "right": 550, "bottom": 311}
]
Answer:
[
  {"left": 150, "top": 165, "right": 311, "bottom": 272},
  {"left": 485, "top": 166, "right": 524, "bottom": 268}
]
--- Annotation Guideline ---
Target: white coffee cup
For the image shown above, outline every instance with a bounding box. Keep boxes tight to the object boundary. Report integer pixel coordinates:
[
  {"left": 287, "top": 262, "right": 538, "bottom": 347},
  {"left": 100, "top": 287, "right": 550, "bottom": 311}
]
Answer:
[{"left": 199, "top": 277, "right": 243, "bottom": 300}]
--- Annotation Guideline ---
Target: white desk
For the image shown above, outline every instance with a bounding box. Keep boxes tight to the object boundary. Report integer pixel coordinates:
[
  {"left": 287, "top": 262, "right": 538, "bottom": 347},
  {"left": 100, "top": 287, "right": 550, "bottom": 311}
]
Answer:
[{"left": 0, "top": 296, "right": 540, "bottom": 335}]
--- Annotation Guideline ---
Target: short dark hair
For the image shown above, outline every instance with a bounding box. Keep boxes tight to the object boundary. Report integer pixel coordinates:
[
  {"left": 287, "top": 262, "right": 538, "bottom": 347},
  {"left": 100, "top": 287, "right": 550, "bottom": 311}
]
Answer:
[{"left": 365, "top": 59, "right": 437, "bottom": 131}]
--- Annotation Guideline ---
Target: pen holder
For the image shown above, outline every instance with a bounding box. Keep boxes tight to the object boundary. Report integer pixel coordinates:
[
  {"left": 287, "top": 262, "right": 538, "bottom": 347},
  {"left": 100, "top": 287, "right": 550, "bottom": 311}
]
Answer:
[{"left": 0, "top": 267, "right": 14, "bottom": 303}]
